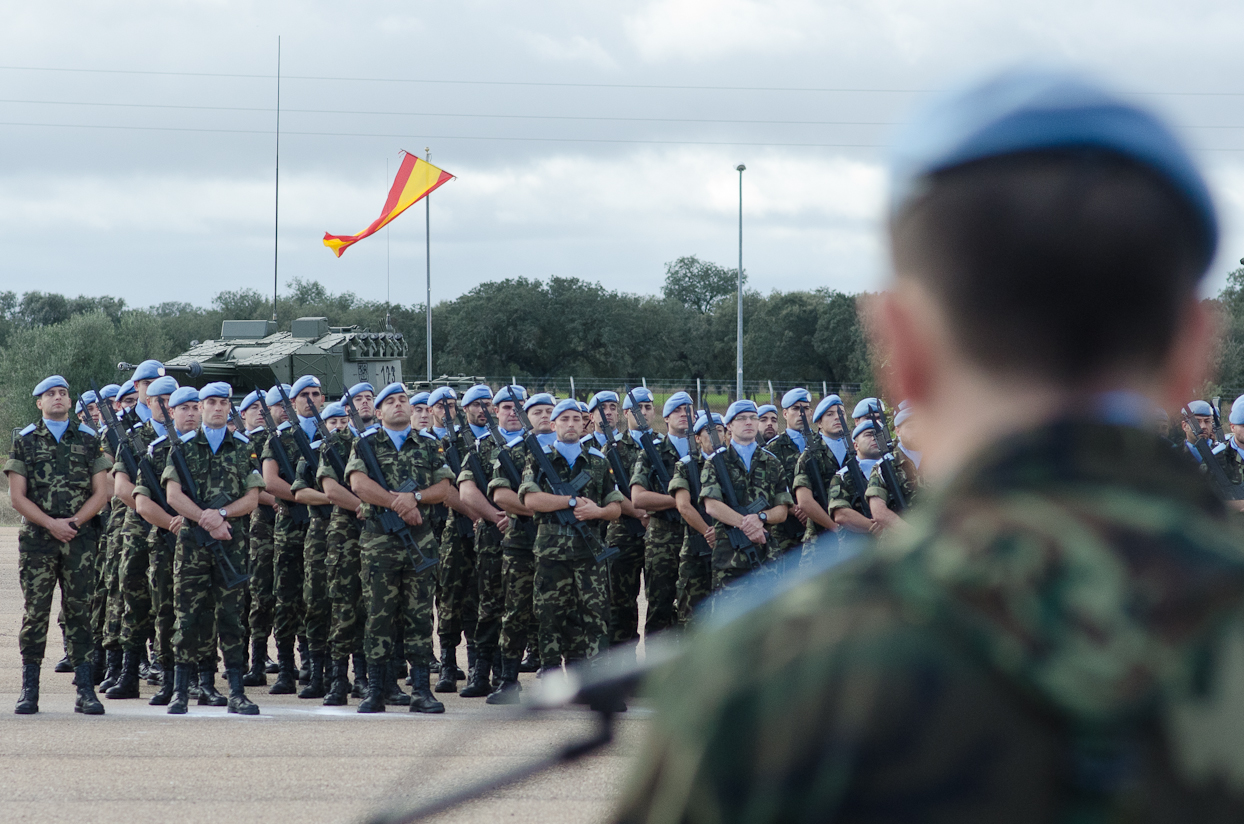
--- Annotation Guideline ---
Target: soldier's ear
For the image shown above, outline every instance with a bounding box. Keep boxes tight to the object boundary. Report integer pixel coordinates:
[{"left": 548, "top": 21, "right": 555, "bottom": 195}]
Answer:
[
  {"left": 870, "top": 285, "right": 939, "bottom": 407},
  {"left": 1157, "top": 298, "right": 1217, "bottom": 413}
]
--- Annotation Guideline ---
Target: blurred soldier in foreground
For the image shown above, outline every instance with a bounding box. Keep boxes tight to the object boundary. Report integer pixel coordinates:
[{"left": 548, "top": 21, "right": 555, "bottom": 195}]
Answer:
[{"left": 614, "top": 67, "right": 1244, "bottom": 821}]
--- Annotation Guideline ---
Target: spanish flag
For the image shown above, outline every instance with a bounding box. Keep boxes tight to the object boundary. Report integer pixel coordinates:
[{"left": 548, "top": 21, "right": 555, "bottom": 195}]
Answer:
[{"left": 323, "top": 152, "right": 455, "bottom": 257}]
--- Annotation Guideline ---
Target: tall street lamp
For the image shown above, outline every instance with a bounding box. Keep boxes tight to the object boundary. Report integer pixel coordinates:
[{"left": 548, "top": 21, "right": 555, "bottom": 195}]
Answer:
[{"left": 736, "top": 163, "right": 746, "bottom": 401}]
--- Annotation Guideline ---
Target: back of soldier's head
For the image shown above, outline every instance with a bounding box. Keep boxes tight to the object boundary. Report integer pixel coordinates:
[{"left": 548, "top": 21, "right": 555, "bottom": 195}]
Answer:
[{"left": 888, "top": 67, "right": 1217, "bottom": 385}]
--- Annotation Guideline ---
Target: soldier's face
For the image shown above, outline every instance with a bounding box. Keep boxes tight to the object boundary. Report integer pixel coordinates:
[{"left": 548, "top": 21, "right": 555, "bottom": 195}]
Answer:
[
  {"left": 352, "top": 391, "right": 375, "bottom": 421},
  {"left": 118, "top": 396, "right": 138, "bottom": 413},
  {"left": 433, "top": 399, "right": 457, "bottom": 425},
  {"left": 583, "top": 415, "right": 596, "bottom": 434},
  {"left": 174, "top": 401, "right": 202, "bottom": 433},
  {"left": 295, "top": 386, "right": 323, "bottom": 416},
  {"left": 1197, "top": 414, "right": 1214, "bottom": 439},
  {"left": 598, "top": 401, "right": 619, "bottom": 428},
  {"left": 325, "top": 416, "right": 348, "bottom": 433},
  {"left": 149, "top": 395, "right": 174, "bottom": 424},
  {"left": 555, "top": 410, "right": 583, "bottom": 443},
  {"left": 627, "top": 401, "right": 655, "bottom": 427},
  {"left": 270, "top": 401, "right": 287, "bottom": 424},
  {"left": 243, "top": 406, "right": 262, "bottom": 431},
  {"left": 729, "top": 412, "right": 758, "bottom": 444},
  {"left": 665, "top": 406, "right": 691, "bottom": 437},
  {"left": 379, "top": 394, "right": 412, "bottom": 430},
  {"left": 36, "top": 387, "right": 71, "bottom": 420},
  {"left": 822, "top": 408, "right": 845, "bottom": 436},
  {"left": 135, "top": 378, "right": 154, "bottom": 404},
  {"left": 782, "top": 403, "right": 807, "bottom": 430},
  {"left": 201, "top": 397, "right": 228, "bottom": 429},
  {"left": 84, "top": 403, "right": 101, "bottom": 425},
  {"left": 897, "top": 420, "right": 919, "bottom": 451},
  {"left": 528, "top": 404, "right": 553, "bottom": 434},
  {"left": 496, "top": 401, "right": 519, "bottom": 431},
  {"left": 410, "top": 404, "right": 429, "bottom": 430},
  {"left": 1231, "top": 423, "right": 1244, "bottom": 443},
  {"left": 761, "top": 411, "right": 781, "bottom": 438},
  {"left": 466, "top": 400, "right": 490, "bottom": 426},
  {"left": 856, "top": 429, "right": 881, "bottom": 459}
]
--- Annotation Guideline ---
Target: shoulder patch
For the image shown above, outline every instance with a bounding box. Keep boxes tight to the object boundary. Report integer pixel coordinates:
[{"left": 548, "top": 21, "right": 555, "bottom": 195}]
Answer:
[
  {"left": 19, "top": 423, "right": 37, "bottom": 436},
  {"left": 587, "top": 447, "right": 605, "bottom": 459}
]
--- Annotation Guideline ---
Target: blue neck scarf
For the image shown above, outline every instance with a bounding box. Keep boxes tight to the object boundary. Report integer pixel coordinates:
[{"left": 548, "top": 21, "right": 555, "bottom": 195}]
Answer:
[
  {"left": 386, "top": 426, "right": 412, "bottom": 451},
  {"left": 821, "top": 433, "right": 848, "bottom": 464},
  {"left": 44, "top": 418, "right": 69, "bottom": 442},
  {"left": 135, "top": 401, "right": 152, "bottom": 422},
  {"left": 537, "top": 432, "right": 559, "bottom": 447},
  {"left": 433, "top": 425, "right": 448, "bottom": 439},
  {"left": 667, "top": 434, "right": 690, "bottom": 458},
  {"left": 859, "top": 457, "right": 880, "bottom": 477},
  {"left": 204, "top": 426, "right": 227, "bottom": 453},
  {"left": 731, "top": 439, "right": 759, "bottom": 472},
  {"left": 900, "top": 443, "right": 922, "bottom": 469},
  {"left": 470, "top": 423, "right": 489, "bottom": 440},
  {"left": 151, "top": 419, "right": 167, "bottom": 439},
  {"left": 298, "top": 415, "right": 318, "bottom": 441},
  {"left": 553, "top": 440, "right": 582, "bottom": 466},
  {"left": 787, "top": 429, "right": 807, "bottom": 452},
  {"left": 501, "top": 426, "right": 523, "bottom": 439},
  {"left": 630, "top": 430, "right": 645, "bottom": 443}
]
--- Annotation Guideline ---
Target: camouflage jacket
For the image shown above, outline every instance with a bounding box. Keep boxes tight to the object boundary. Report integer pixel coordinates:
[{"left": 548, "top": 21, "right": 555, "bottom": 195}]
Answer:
[
  {"left": 487, "top": 434, "right": 537, "bottom": 552},
  {"left": 517, "top": 441, "right": 624, "bottom": 561},
  {"left": 260, "top": 422, "right": 313, "bottom": 524},
  {"left": 316, "top": 427, "right": 358, "bottom": 530},
  {"left": 597, "top": 429, "right": 644, "bottom": 546},
  {"left": 670, "top": 451, "right": 714, "bottom": 557},
  {"left": 344, "top": 427, "right": 454, "bottom": 527},
  {"left": 827, "top": 457, "right": 875, "bottom": 517},
  {"left": 699, "top": 442, "right": 794, "bottom": 571},
  {"left": 5, "top": 419, "right": 111, "bottom": 520},
  {"left": 630, "top": 430, "right": 685, "bottom": 533},
  {"left": 792, "top": 434, "right": 842, "bottom": 541},
  {"left": 158, "top": 428, "right": 265, "bottom": 509},
  {"left": 865, "top": 447, "right": 921, "bottom": 511},
  {"left": 763, "top": 430, "right": 807, "bottom": 545},
  {"left": 129, "top": 425, "right": 192, "bottom": 539},
  {"left": 614, "top": 419, "right": 1244, "bottom": 823}
]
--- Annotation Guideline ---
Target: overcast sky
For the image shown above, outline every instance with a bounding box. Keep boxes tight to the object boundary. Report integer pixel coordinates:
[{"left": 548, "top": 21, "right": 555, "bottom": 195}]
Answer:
[{"left": 4, "top": 1, "right": 1243, "bottom": 314}]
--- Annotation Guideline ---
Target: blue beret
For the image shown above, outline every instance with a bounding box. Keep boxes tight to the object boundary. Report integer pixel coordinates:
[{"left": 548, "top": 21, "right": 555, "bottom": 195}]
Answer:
[
  {"left": 116, "top": 380, "right": 137, "bottom": 400},
  {"left": 623, "top": 388, "right": 654, "bottom": 410},
  {"left": 694, "top": 412, "right": 724, "bottom": 434},
  {"left": 551, "top": 398, "right": 581, "bottom": 421},
  {"left": 375, "top": 383, "right": 408, "bottom": 408},
  {"left": 265, "top": 384, "right": 292, "bottom": 406},
  {"left": 852, "top": 398, "right": 881, "bottom": 419},
  {"left": 462, "top": 384, "right": 493, "bottom": 407},
  {"left": 587, "top": 391, "right": 619, "bottom": 412},
  {"left": 198, "top": 382, "right": 232, "bottom": 401},
  {"left": 347, "top": 382, "right": 375, "bottom": 398},
  {"left": 1229, "top": 399, "right": 1244, "bottom": 427},
  {"left": 723, "top": 400, "right": 758, "bottom": 424},
  {"left": 524, "top": 393, "right": 555, "bottom": 411},
  {"left": 100, "top": 383, "right": 121, "bottom": 400},
  {"left": 410, "top": 391, "right": 430, "bottom": 407},
  {"left": 813, "top": 395, "right": 844, "bottom": 423},
  {"left": 493, "top": 385, "right": 526, "bottom": 405},
  {"left": 239, "top": 390, "right": 261, "bottom": 412},
  {"left": 1187, "top": 400, "right": 1213, "bottom": 417},
  {"left": 852, "top": 420, "right": 878, "bottom": 440},
  {"left": 32, "top": 375, "right": 69, "bottom": 396},
  {"left": 131, "top": 359, "right": 164, "bottom": 381},
  {"left": 321, "top": 402, "right": 347, "bottom": 420},
  {"left": 169, "top": 386, "right": 201, "bottom": 408},
  {"left": 894, "top": 406, "right": 913, "bottom": 428},
  {"left": 290, "top": 375, "right": 321, "bottom": 397},
  {"left": 429, "top": 386, "right": 458, "bottom": 405},
  {"left": 663, "top": 391, "right": 694, "bottom": 418},
  {"left": 889, "top": 66, "right": 1217, "bottom": 273},
  {"left": 781, "top": 387, "right": 811, "bottom": 409},
  {"left": 578, "top": 402, "right": 590, "bottom": 413},
  {"left": 146, "top": 376, "right": 179, "bottom": 398},
  {"left": 81, "top": 390, "right": 99, "bottom": 406},
  {"left": 756, "top": 404, "right": 778, "bottom": 418}
]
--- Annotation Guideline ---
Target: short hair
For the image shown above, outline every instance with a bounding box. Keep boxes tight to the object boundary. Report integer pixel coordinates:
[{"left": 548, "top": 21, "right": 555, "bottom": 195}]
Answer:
[{"left": 890, "top": 149, "right": 1205, "bottom": 383}]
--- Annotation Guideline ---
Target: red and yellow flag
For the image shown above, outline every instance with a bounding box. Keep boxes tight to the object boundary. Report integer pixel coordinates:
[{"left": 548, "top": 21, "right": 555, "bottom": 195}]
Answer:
[{"left": 323, "top": 152, "right": 454, "bottom": 257}]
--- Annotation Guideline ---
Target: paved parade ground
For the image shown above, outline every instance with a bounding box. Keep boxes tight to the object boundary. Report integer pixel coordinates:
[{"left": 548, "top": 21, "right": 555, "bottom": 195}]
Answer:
[{"left": 0, "top": 526, "right": 646, "bottom": 824}]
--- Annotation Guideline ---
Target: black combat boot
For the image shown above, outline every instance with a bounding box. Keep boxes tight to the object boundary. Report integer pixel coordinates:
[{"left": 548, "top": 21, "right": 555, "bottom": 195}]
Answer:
[
  {"left": 428, "top": 654, "right": 440, "bottom": 675},
  {"left": 99, "top": 647, "right": 122, "bottom": 690},
  {"left": 268, "top": 640, "right": 297, "bottom": 694},
  {"left": 297, "top": 636, "right": 311, "bottom": 684},
  {"left": 138, "top": 647, "right": 150, "bottom": 681},
  {"left": 323, "top": 659, "right": 350, "bottom": 706},
  {"left": 356, "top": 661, "right": 387, "bottom": 714},
  {"left": 225, "top": 668, "right": 260, "bottom": 715},
  {"left": 242, "top": 638, "right": 268, "bottom": 687},
  {"left": 54, "top": 655, "right": 73, "bottom": 674},
  {"left": 485, "top": 658, "right": 521, "bottom": 705},
  {"left": 458, "top": 647, "right": 493, "bottom": 698},
  {"left": 492, "top": 649, "right": 504, "bottom": 688},
  {"left": 73, "top": 663, "right": 105, "bottom": 715},
  {"left": 519, "top": 646, "right": 540, "bottom": 673},
  {"left": 91, "top": 645, "right": 106, "bottom": 684},
  {"left": 434, "top": 647, "right": 458, "bottom": 693},
  {"left": 197, "top": 662, "right": 227, "bottom": 707},
  {"left": 147, "top": 657, "right": 164, "bottom": 686},
  {"left": 264, "top": 654, "right": 278, "bottom": 674},
  {"left": 148, "top": 659, "right": 175, "bottom": 705},
  {"left": 14, "top": 663, "right": 40, "bottom": 714},
  {"left": 350, "top": 651, "right": 367, "bottom": 698},
  {"left": 408, "top": 663, "right": 445, "bottom": 714},
  {"left": 105, "top": 649, "right": 141, "bottom": 699},
  {"left": 298, "top": 654, "right": 326, "bottom": 699},
  {"left": 167, "top": 663, "right": 193, "bottom": 714},
  {"left": 385, "top": 658, "right": 411, "bottom": 706}
]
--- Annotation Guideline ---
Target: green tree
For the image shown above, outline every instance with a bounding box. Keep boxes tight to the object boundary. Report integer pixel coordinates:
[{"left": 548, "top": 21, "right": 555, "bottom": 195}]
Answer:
[{"left": 662, "top": 256, "right": 745, "bottom": 314}]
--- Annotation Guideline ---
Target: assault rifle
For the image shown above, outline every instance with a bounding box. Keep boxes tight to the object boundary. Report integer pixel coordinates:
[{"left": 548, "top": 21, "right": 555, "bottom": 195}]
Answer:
[
  {"left": 684, "top": 405, "right": 713, "bottom": 558},
  {"left": 1212, "top": 397, "right": 1227, "bottom": 444},
  {"left": 512, "top": 401, "right": 618, "bottom": 564},
  {"left": 252, "top": 388, "right": 310, "bottom": 525},
  {"left": 480, "top": 397, "right": 537, "bottom": 541},
  {"left": 438, "top": 399, "right": 478, "bottom": 539},
  {"left": 90, "top": 380, "right": 177, "bottom": 553},
  {"left": 155, "top": 397, "right": 250, "bottom": 589},
  {"left": 698, "top": 398, "right": 766, "bottom": 569},
  {"left": 1182, "top": 406, "right": 1244, "bottom": 501},
  {"left": 595, "top": 406, "right": 646, "bottom": 537},
  {"left": 867, "top": 405, "right": 908, "bottom": 513},
  {"left": 834, "top": 405, "right": 872, "bottom": 514},
  {"left": 622, "top": 387, "right": 679, "bottom": 523},
  {"left": 302, "top": 396, "right": 349, "bottom": 485},
  {"left": 797, "top": 406, "right": 828, "bottom": 510},
  {"left": 274, "top": 384, "right": 334, "bottom": 520},
  {"left": 341, "top": 391, "right": 438, "bottom": 573}
]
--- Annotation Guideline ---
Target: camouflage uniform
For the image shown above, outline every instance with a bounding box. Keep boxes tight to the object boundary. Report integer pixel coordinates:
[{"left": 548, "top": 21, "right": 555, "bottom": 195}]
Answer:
[
  {"left": 246, "top": 427, "right": 277, "bottom": 649},
  {"left": 614, "top": 420, "right": 1244, "bottom": 823},
  {"left": 156, "top": 429, "right": 265, "bottom": 668},
  {"left": 791, "top": 435, "right": 842, "bottom": 567},
  {"left": 140, "top": 432, "right": 181, "bottom": 671},
  {"left": 91, "top": 496, "right": 125, "bottom": 655},
  {"left": 115, "top": 419, "right": 165, "bottom": 657},
  {"left": 698, "top": 444, "right": 793, "bottom": 593},
  {"left": 630, "top": 433, "right": 686, "bottom": 637},
  {"left": 345, "top": 428, "right": 452, "bottom": 667},
  {"left": 668, "top": 451, "right": 713, "bottom": 625},
  {"left": 320, "top": 429, "right": 366, "bottom": 665},
  {"left": 763, "top": 429, "right": 808, "bottom": 566},
  {"left": 6, "top": 419, "right": 112, "bottom": 665},
  {"left": 262, "top": 424, "right": 311, "bottom": 666},
  {"left": 455, "top": 431, "right": 505, "bottom": 662},
  {"left": 488, "top": 439, "right": 539, "bottom": 662},
  {"left": 603, "top": 430, "right": 645, "bottom": 647},
  {"left": 864, "top": 447, "right": 921, "bottom": 511},
  {"left": 290, "top": 455, "right": 332, "bottom": 663},
  {"left": 517, "top": 442, "right": 624, "bottom": 667},
  {"left": 435, "top": 426, "right": 479, "bottom": 662}
]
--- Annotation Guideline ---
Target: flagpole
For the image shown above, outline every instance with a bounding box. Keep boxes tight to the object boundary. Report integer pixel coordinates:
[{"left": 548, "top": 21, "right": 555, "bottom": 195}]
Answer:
[
  {"left": 425, "top": 146, "right": 432, "bottom": 383},
  {"left": 272, "top": 36, "right": 281, "bottom": 324}
]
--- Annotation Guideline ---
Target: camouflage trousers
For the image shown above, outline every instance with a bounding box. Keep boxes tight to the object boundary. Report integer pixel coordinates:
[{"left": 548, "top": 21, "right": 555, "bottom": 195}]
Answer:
[
  {"left": 118, "top": 514, "right": 155, "bottom": 653},
  {"left": 798, "top": 528, "right": 839, "bottom": 570},
  {"left": 473, "top": 522, "right": 506, "bottom": 655},
  {"left": 608, "top": 538, "right": 644, "bottom": 646},
  {"left": 87, "top": 501, "right": 122, "bottom": 642},
  {"left": 534, "top": 554, "right": 609, "bottom": 668},
  {"left": 272, "top": 513, "right": 308, "bottom": 644},
  {"left": 360, "top": 525, "right": 438, "bottom": 666},
  {"left": 303, "top": 515, "right": 330, "bottom": 654},
  {"left": 327, "top": 513, "right": 365, "bottom": 661},
  {"left": 248, "top": 511, "right": 275, "bottom": 642},
  {"left": 499, "top": 546, "right": 536, "bottom": 659},
  {"left": 644, "top": 518, "right": 685, "bottom": 637},
  {"left": 436, "top": 518, "right": 478, "bottom": 650},
  {"left": 18, "top": 523, "right": 97, "bottom": 666},
  {"left": 90, "top": 509, "right": 125, "bottom": 650},
  {"left": 676, "top": 534, "right": 714, "bottom": 626},
  {"left": 149, "top": 533, "right": 175, "bottom": 665},
  {"left": 171, "top": 525, "right": 247, "bottom": 668},
  {"left": 708, "top": 566, "right": 760, "bottom": 615}
]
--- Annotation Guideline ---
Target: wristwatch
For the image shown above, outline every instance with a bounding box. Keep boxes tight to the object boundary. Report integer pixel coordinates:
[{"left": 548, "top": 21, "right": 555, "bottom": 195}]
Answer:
[
  {"left": 414, "top": 491, "right": 423, "bottom": 503},
  {"left": 568, "top": 496, "right": 578, "bottom": 508},
  {"left": 218, "top": 508, "right": 228, "bottom": 520},
  {"left": 758, "top": 511, "right": 768, "bottom": 523}
]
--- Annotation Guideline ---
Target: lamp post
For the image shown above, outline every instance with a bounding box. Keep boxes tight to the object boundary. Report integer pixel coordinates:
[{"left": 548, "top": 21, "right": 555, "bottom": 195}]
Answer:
[{"left": 736, "top": 163, "right": 746, "bottom": 401}]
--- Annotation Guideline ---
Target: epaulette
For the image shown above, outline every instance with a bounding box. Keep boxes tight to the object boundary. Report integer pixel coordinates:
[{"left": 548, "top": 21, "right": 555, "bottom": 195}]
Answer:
[
  {"left": 1213, "top": 442, "right": 1228, "bottom": 455},
  {"left": 760, "top": 448, "right": 780, "bottom": 462},
  {"left": 540, "top": 442, "right": 554, "bottom": 454},
  {"left": 276, "top": 421, "right": 292, "bottom": 432},
  {"left": 586, "top": 447, "right": 605, "bottom": 459},
  {"left": 420, "top": 430, "right": 439, "bottom": 441},
  {"left": 506, "top": 435, "right": 524, "bottom": 449},
  {"left": 310, "top": 439, "right": 322, "bottom": 449},
  {"left": 360, "top": 427, "right": 380, "bottom": 439},
  {"left": 579, "top": 434, "right": 595, "bottom": 445},
  {"left": 19, "top": 423, "right": 37, "bottom": 437},
  {"left": 246, "top": 426, "right": 265, "bottom": 437},
  {"left": 233, "top": 431, "right": 250, "bottom": 443},
  {"left": 78, "top": 423, "right": 97, "bottom": 438},
  {"left": 835, "top": 465, "right": 850, "bottom": 478},
  {"left": 678, "top": 453, "right": 694, "bottom": 465},
  {"left": 150, "top": 434, "right": 169, "bottom": 448},
  {"left": 179, "top": 429, "right": 197, "bottom": 443}
]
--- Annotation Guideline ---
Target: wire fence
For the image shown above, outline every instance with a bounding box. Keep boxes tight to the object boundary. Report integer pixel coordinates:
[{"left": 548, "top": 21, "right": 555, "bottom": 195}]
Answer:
[{"left": 480, "top": 376, "right": 866, "bottom": 412}]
